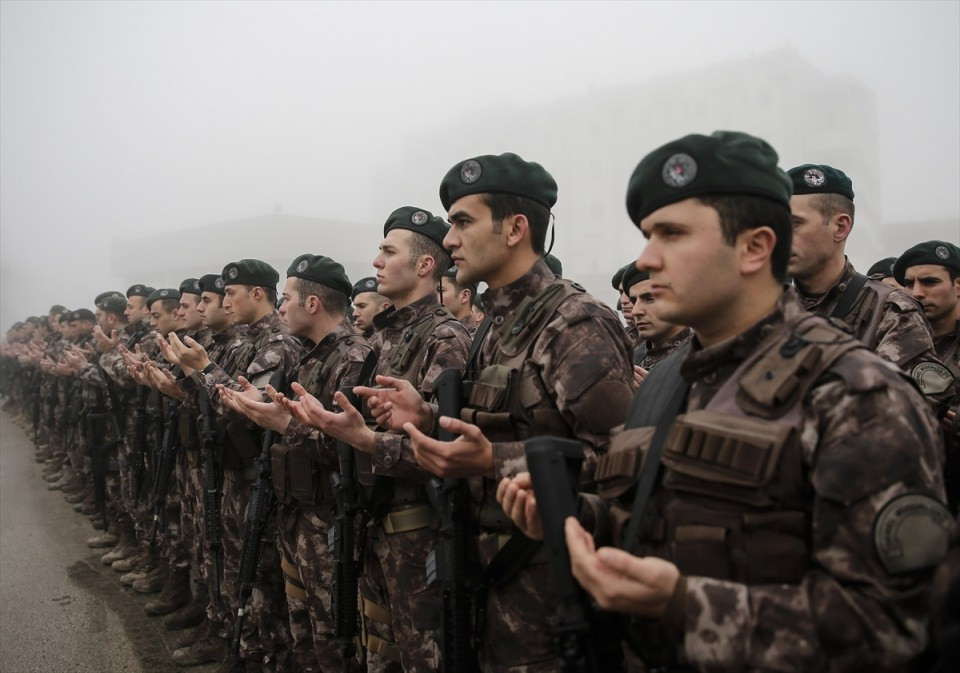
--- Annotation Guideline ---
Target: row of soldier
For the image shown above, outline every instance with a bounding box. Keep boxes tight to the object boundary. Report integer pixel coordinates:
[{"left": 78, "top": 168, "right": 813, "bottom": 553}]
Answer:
[{"left": 0, "top": 134, "right": 957, "bottom": 673}]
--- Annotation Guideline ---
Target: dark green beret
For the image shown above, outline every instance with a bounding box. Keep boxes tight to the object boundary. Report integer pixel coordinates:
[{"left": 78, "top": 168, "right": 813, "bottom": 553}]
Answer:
[
  {"left": 893, "top": 240, "right": 960, "bottom": 284},
  {"left": 383, "top": 206, "right": 449, "bottom": 249},
  {"left": 787, "top": 164, "right": 854, "bottom": 201},
  {"left": 221, "top": 259, "right": 279, "bottom": 288},
  {"left": 199, "top": 273, "right": 226, "bottom": 296},
  {"left": 59, "top": 311, "right": 72, "bottom": 323},
  {"left": 49, "top": 304, "right": 67, "bottom": 315},
  {"left": 94, "top": 291, "right": 123, "bottom": 305},
  {"left": 126, "top": 284, "right": 154, "bottom": 298},
  {"left": 626, "top": 131, "right": 791, "bottom": 225},
  {"left": 97, "top": 293, "right": 128, "bottom": 314},
  {"left": 286, "top": 254, "right": 352, "bottom": 297},
  {"left": 621, "top": 264, "right": 650, "bottom": 293},
  {"left": 442, "top": 265, "right": 459, "bottom": 280},
  {"left": 543, "top": 253, "right": 563, "bottom": 276},
  {"left": 867, "top": 257, "right": 897, "bottom": 279},
  {"left": 146, "top": 288, "right": 181, "bottom": 307},
  {"left": 352, "top": 277, "right": 380, "bottom": 299},
  {"left": 440, "top": 152, "right": 558, "bottom": 212},
  {"left": 69, "top": 308, "right": 96, "bottom": 323},
  {"left": 179, "top": 278, "right": 202, "bottom": 297},
  {"left": 611, "top": 265, "right": 627, "bottom": 291},
  {"left": 441, "top": 266, "right": 478, "bottom": 296}
]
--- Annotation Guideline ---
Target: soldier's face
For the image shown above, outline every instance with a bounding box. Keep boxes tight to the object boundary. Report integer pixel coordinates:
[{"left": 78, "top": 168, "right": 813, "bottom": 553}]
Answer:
[
  {"left": 198, "top": 292, "right": 230, "bottom": 331},
  {"left": 223, "top": 285, "right": 255, "bottom": 324},
  {"left": 618, "top": 284, "right": 634, "bottom": 315},
  {"left": 148, "top": 302, "right": 178, "bottom": 337},
  {"left": 352, "top": 292, "right": 385, "bottom": 332},
  {"left": 636, "top": 199, "right": 741, "bottom": 331},
  {"left": 444, "top": 194, "right": 511, "bottom": 287},
  {"left": 125, "top": 296, "right": 149, "bottom": 323},
  {"left": 629, "top": 278, "right": 680, "bottom": 344},
  {"left": 279, "top": 277, "right": 311, "bottom": 337},
  {"left": 903, "top": 264, "right": 960, "bottom": 324},
  {"left": 373, "top": 229, "right": 418, "bottom": 301},
  {"left": 178, "top": 295, "right": 204, "bottom": 331},
  {"left": 787, "top": 194, "right": 839, "bottom": 281},
  {"left": 439, "top": 277, "right": 464, "bottom": 313},
  {"left": 71, "top": 320, "right": 94, "bottom": 337}
]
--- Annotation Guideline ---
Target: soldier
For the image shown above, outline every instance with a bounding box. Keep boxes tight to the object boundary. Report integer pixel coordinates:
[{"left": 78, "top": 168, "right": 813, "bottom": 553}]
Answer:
[
  {"left": 613, "top": 262, "right": 641, "bottom": 347},
  {"left": 351, "top": 276, "right": 391, "bottom": 338},
  {"left": 621, "top": 263, "right": 693, "bottom": 383},
  {"left": 287, "top": 207, "right": 471, "bottom": 672},
  {"left": 867, "top": 256, "right": 901, "bottom": 288},
  {"left": 361, "top": 155, "right": 635, "bottom": 672},
  {"left": 219, "top": 254, "right": 372, "bottom": 671},
  {"left": 499, "top": 131, "right": 950, "bottom": 672},
  {"left": 439, "top": 265, "right": 479, "bottom": 335},
  {"left": 786, "top": 163, "right": 955, "bottom": 403},
  {"left": 162, "top": 259, "right": 301, "bottom": 672}
]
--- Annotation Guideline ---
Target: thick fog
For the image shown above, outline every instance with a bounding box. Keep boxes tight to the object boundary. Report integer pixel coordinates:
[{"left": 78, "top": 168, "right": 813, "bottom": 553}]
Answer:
[{"left": 1, "top": 0, "right": 958, "bottom": 331}]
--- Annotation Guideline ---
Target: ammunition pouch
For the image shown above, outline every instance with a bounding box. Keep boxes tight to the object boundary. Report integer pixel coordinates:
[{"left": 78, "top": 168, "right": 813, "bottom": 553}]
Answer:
[{"left": 270, "top": 442, "right": 333, "bottom": 508}]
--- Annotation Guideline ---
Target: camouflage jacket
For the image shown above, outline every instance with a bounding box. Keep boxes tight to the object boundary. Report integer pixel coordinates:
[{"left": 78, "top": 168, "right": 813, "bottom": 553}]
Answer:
[
  {"left": 634, "top": 326, "right": 694, "bottom": 371},
  {"left": 368, "top": 292, "right": 471, "bottom": 481},
  {"left": 589, "top": 289, "right": 947, "bottom": 671},
  {"left": 282, "top": 319, "right": 373, "bottom": 468},
  {"left": 796, "top": 258, "right": 956, "bottom": 403},
  {"left": 934, "top": 319, "right": 960, "bottom": 379}
]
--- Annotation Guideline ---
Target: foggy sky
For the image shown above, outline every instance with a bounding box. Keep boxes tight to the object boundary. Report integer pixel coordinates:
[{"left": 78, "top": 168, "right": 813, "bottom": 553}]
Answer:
[{"left": 2, "top": 0, "right": 958, "bottom": 331}]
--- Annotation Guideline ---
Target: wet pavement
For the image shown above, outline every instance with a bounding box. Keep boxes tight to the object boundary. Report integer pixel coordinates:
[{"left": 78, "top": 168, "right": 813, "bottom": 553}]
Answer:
[{"left": 0, "top": 410, "right": 219, "bottom": 673}]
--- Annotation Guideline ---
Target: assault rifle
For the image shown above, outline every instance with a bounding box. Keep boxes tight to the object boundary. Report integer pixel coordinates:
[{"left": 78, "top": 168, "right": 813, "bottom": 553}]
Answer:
[
  {"left": 524, "top": 437, "right": 615, "bottom": 673},
  {"left": 329, "top": 386, "right": 364, "bottom": 672},
  {"left": 231, "top": 368, "right": 286, "bottom": 656},
  {"left": 198, "top": 389, "right": 222, "bottom": 601},
  {"left": 149, "top": 399, "right": 180, "bottom": 547},
  {"left": 425, "top": 368, "right": 476, "bottom": 673},
  {"left": 130, "top": 385, "right": 149, "bottom": 504}
]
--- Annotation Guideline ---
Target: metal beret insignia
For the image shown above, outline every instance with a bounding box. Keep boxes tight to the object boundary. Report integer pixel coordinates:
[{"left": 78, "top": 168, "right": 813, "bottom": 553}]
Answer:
[
  {"left": 71, "top": 311, "right": 80, "bottom": 320},
  {"left": 460, "top": 160, "right": 482, "bottom": 184},
  {"left": 661, "top": 153, "right": 697, "bottom": 187},
  {"left": 365, "top": 279, "right": 376, "bottom": 289},
  {"left": 411, "top": 210, "right": 428, "bottom": 226},
  {"left": 133, "top": 285, "right": 142, "bottom": 293},
  {"left": 215, "top": 278, "right": 224, "bottom": 289},
  {"left": 159, "top": 289, "right": 169, "bottom": 297},
  {"left": 873, "top": 493, "right": 951, "bottom": 574},
  {"left": 936, "top": 245, "right": 950, "bottom": 260},
  {"left": 193, "top": 280, "right": 200, "bottom": 291},
  {"left": 803, "top": 167, "right": 826, "bottom": 187},
  {"left": 296, "top": 260, "right": 309, "bottom": 273},
  {"left": 228, "top": 267, "right": 239, "bottom": 280}
]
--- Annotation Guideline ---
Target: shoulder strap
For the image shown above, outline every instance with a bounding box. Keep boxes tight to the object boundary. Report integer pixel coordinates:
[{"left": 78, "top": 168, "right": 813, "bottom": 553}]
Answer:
[
  {"left": 464, "top": 316, "right": 493, "bottom": 380},
  {"left": 830, "top": 272, "right": 869, "bottom": 322},
  {"left": 619, "top": 345, "right": 691, "bottom": 554}
]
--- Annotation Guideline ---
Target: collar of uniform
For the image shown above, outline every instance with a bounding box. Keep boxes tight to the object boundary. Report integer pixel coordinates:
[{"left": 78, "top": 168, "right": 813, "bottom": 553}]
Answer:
[
  {"left": 481, "top": 258, "right": 554, "bottom": 318},
  {"left": 245, "top": 310, "right": 282, "bottom": 337},
  {"left": 796, "top": 257, "right": 856, "bottom": 310},
  {"left": 301, "top": 317, "right": 357, "bottom": 364},
  {"left": 681, "top": 289, "right": 802, "bottom": 383},
  {"left": 373, "top": 292, "right": 438, "bottom": 331},
  {"left": 646, "top": 326, "right": 694, "bottom": 356}
]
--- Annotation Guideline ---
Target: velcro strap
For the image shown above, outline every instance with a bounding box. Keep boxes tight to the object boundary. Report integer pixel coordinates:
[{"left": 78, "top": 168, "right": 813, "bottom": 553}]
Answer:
[
  {"left": 381, "top": 505, "right": 436, "bottom": 534},
  {"left": 362, "top": 597, "right": 391, "bottom": 624},
  {"left": 366, "top": 634, "right": 401, "bottom": 663}
]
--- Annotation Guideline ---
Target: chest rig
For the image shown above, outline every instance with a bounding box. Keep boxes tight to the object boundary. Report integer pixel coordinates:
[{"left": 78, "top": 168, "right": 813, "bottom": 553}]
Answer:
[
  {"left": 595, "top": 314, "right": 862, "bottom": 586},
  {"left": 271, "top": 334, "right": 356, "bottom": 508}
]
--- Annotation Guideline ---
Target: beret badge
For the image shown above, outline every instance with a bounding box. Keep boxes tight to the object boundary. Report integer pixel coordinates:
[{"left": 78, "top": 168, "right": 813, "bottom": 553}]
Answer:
[
  {"left": 803, "top": 167, "right": 826, "bottom": 187},
  {"left": 193, "top": 280, "right": 200, "bottom": 291},
  {"left": 296, "top": 260, "right": 309, "bottom": 273},
  {"left": 460, "top": 160, "right": 482, "bottom": 184},
  {"left": 215, "top": 278, "right": 224, "bottom": 289},
  {"left": 365, "top": 279, "right": 376, "bottom": 289},
  {"left": 159, "top": 289, "right": 169, "bottom": 297},
  {"left": 936, "top": 245, "right": 950, "bottom": 260},
  {"left": 411, "top": 210, "right": 428, "bottom": 226},
  {"left": 661, "top": 153, "right": 697, "bottom": 188},
  {"left": 228, "top": 267, "right": 239, "bottom": 280}
]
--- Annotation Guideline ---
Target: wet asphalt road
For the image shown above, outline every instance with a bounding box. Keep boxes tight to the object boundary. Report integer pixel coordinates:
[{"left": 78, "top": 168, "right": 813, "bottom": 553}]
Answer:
[{"left": 0, "top": 410, "right": 218, "bottom": 673}]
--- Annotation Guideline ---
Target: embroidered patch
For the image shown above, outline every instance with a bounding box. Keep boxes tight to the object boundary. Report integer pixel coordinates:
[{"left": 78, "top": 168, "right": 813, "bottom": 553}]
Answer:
[
  {"left": 911, "top": 362, "right": 954, "bottom": 395},
  {"left": 873, "top": 493, "right": 951, "bottom": 574}
]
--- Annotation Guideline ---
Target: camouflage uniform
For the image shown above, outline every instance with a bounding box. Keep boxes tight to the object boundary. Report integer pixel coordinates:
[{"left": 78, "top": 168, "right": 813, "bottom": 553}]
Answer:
[
  {"left": 452, "top": 259, "right": 635, "bottom": 672},
  {"left": 195, "top": 310, "right": 301, "bottom": 670},
  {"left": 274, "top": 319, "right": 372, "bottom": 671},
  {"left": 589, "top": 289, "right": 948, "bottom": 671},
  {"left": 634, "top": 327, "right": 694, "bottom": 371},
  {"left": 796, "top": 258, "right": 956, "bottom": 403},
  {"left": 364, "top": 293, "right": 471, "bottom": 673}
]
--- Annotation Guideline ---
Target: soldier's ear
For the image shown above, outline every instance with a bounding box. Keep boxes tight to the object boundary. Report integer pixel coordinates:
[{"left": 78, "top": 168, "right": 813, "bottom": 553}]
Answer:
[
  {"left": 738, "top": 226, "right": 776, "bottom": 277},
  {"left": 504, "top": 214, "right": 528, "bottom": 249}
]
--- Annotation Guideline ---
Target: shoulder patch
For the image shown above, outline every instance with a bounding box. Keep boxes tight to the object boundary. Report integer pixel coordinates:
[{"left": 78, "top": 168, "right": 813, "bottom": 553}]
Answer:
[
  {"left": 873, "top": 493, "right": 951, "bottom": 574},
  {"left": 910, "top": 362, "right": 955, "bottom": 395}
]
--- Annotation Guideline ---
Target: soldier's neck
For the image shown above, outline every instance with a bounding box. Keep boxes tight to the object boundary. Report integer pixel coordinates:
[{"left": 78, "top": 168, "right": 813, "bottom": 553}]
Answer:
[
  {"left": 484, "top": 248, "right": 541, "bottom": 290},
  {"left": 796, "top": 254, "right": 847, "bottom": 296},
  {"left": 695, "top": 282, "right": 783, "bottom": 348}
]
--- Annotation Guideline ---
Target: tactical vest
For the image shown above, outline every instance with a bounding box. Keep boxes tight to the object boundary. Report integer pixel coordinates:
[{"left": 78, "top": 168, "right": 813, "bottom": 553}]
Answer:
[
  {"left": 271, "top": 334, "right": 359, "bottom": 508},
  {"left": 595, "top": 315, "right": 862, "bottom": 586},
  {"left": 829, "top": 273, "right": 894, "bottom": 349}
]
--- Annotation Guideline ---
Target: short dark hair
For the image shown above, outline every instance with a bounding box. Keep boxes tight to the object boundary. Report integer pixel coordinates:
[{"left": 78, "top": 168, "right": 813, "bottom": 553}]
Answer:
[
  {"left": 296, "top": 277, "right": 349, "bottom": 317},
  {"left": 812, "top": 193, "right": 855, "bottom": 224},
  {"left": 696, "top": 195, "right": 792, "bottom": 283},
  {"left": 482, "top": 193, "right": 551, "bottom": 254},
  {"left": 444, "top": 274, "right": 478, "bottom": 303},
  {"left": 149, "top": 298, "right": 180, "bottom": 314},
  {"left": 409, "top": 234, "right": 451, "bottom": 283}
]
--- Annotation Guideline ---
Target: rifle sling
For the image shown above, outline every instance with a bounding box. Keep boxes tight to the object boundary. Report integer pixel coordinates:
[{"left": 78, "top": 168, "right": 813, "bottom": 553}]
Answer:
[{"left": 829, "top": 271, "right": 868, "bottom": 322}]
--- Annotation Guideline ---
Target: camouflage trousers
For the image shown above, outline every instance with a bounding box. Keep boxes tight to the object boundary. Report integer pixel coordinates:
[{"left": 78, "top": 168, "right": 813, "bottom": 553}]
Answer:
[
  {"left": 220, "top": 469, "right": 292, "bottom": 670},
  {"left": 277, "top": 503, "right": 340, "bottom": 672},
  {"left": 361, "top": 518, "right": 441, "bottom": 673}
]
